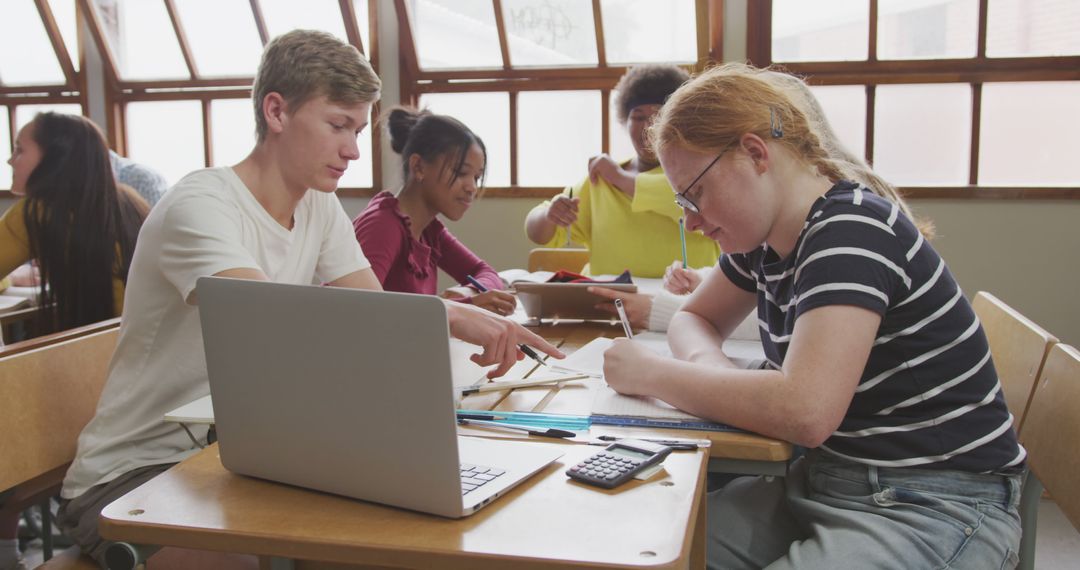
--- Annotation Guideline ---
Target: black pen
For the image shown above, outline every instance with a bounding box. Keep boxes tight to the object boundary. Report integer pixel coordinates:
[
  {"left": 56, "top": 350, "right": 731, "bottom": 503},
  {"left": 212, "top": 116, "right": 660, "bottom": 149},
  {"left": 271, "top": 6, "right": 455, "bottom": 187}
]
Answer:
[
  {"left": 457, "top": 418, "right": 576, "bottom": 439},
  {"left": 465, "top": 274, "right": 549, "bottom": 367},
  {"left": 595, "top": 435, "right": 706, "bottom": 450},
  {"left": 455, "top": 412, "right": 507, "bottom": 421}
]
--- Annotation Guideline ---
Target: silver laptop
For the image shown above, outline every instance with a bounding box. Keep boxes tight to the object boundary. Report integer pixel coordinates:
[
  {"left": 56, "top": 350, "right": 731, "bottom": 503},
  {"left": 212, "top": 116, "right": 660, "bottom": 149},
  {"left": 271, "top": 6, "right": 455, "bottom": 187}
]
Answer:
[{"left": 196, "top": 277, "right": 563, "bottom": 518}]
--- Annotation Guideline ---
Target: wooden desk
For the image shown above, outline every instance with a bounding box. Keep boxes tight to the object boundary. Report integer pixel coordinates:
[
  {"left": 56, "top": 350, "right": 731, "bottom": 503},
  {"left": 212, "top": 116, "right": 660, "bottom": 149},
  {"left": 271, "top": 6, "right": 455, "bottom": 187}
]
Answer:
[
  {"left": 461, "top": 321, "right": 793, "bottom": 475},
  {"left": 100, "top": 443, "right": 708, "bottom": 569}
]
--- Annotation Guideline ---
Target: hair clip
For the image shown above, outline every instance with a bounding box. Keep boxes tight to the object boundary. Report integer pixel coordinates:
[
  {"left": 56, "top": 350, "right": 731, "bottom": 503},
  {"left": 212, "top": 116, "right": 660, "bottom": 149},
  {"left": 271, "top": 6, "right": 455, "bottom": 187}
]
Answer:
[{"left": 770, "top": 107, "right": 784, "bottom": 138}]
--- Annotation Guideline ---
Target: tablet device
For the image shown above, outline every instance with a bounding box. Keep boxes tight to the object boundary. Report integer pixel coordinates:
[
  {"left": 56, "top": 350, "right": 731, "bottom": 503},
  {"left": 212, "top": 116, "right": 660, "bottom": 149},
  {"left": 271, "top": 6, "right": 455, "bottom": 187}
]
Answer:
[{"left": 513, "top": 282, "right": 637, "bottom": 321}]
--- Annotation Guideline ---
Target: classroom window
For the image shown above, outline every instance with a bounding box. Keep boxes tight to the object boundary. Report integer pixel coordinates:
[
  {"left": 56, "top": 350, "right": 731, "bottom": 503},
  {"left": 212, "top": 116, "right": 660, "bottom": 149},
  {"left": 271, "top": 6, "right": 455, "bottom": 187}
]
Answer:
[
  {"left": 126, "top": 101, "right": 204, "bottom": 187},
  {"left": 873, "top": 84, "right": 971, "bottom": 186},
  {"left": 607, "top": 99, "right": 635, "bottom": 164},
  {"left": 978, "top": 82, "right": 1080, "bottom": 186},
  {"left": 418, "top": 92, "right": 511, "bottom": 187},
  {"left": 209, "top": 98, "right": 257, "bottom": 168},
  {"left": 174, "top": 0, "right": 264, "bottom": 78},
  {"left": 88, "top": 0, "right": 189, "bottom": 80},
  {"left": 261, "top": 0, "right": 350, "bottom": 43},
  {"left": 48, "top": 0, "right": 80, "bottom": 72},
  {"left": 600, "top": 0, "right": 698, "bottom": 65},
  {"left": 14, "top": 104, "right": 84, "bottom": 129},
  {"left": 412, "top": 0, "right": 503, "bottom": 69},
  {"left": 517, "top": 90, "right": 601, "bottom": 187},
  {"left": 771, "top": 0, "right": 869, "bottom": 63},
  {"left": 748, "top": 0, "right": 1080, "bottom": 197},
  {"left": 501, "top": 0, "right": 598, "bottom": 67},
  {"left": 0, "top": 0, "right": 68, "bottom": 86}
]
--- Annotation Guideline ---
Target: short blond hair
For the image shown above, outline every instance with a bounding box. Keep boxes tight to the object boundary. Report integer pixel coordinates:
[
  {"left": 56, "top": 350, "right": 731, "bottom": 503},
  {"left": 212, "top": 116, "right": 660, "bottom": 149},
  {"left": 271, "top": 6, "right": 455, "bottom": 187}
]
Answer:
[{"left": 252, "top": 30, "right": 381, "bottom": 141}]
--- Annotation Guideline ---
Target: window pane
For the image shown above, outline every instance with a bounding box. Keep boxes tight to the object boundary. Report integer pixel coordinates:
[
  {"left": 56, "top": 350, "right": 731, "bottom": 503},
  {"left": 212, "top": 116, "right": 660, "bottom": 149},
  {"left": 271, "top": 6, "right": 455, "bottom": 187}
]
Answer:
[
  {"left": 601, "top": 0, "right": 697, "bottom": 64},
  {"left": 354, "top": 0, "right": 372, "bottom": 56},
  {"left": 772, "top": 0, "right": 869, "bottom": 62},
  {"left": 518, "top": 91, "right": 600, "bottom": 186},
  {"left": 411, "top": 0, "right": 502, "bottom": 69},
  {"left": 501, "top": 0, "right": 597, "bottom": 67},
  {"left": 48, "top": 0, "right": 80, "bottom": 71},
  {"left": 0, "top": 107, "right": 11, "bottom": 189},
  {"left": 608, "top": 102, "right": 635, "bottom": 163},
  {"left": 14, "top": 104, "right": 83, "bottom": 129},
  {"left": 0, "top": 0, "right": 67, "bottom": 85},
  {"left": 878, "top": 0, "right": 978, "bottom": 60},
  {"left": 90, "top": 0, "right": 189, "bottom": 80},
  {"left": 261, "top": 0, "right": 348, "bottom": 43},
  {"left": 418, "top": 93, "right": 510, "bottom": 187},
  {"left": 210, "top": 99, "right": 256, "bottom": 168},
  {"left": 987, "top": 0, "right": 1080, "bottom": 57},
  {"left": 126, "top": 101, "right": 204, "bottom": 187},
  {"left": 175, "top": 0, "right": 262, "bottom": 77},
  {"left": 338, "top": 120, "right": 373, "bottom": 188},
  {"left": 873, "top": 84, "right": 971, "bottom": 185},
  {"left": 808, "top": 85, "right": 867, "bottom": 162},
  {"left": 979, "top": 82, "right": 1080, "bottom": 186}
]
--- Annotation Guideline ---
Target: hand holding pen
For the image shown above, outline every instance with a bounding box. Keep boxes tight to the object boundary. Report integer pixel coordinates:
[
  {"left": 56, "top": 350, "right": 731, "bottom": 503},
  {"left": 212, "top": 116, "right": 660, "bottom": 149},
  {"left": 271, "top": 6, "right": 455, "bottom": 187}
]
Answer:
[{"left": 466, "top": 275, "right": 550, "bottom": 368}]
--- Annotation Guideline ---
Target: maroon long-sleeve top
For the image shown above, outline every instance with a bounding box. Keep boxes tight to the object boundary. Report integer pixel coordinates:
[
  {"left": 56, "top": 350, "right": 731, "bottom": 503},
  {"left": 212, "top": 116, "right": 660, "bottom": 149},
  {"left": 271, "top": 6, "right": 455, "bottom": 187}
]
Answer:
[{"left": 352, "top": 191, "right": 504, "bottom": 295}]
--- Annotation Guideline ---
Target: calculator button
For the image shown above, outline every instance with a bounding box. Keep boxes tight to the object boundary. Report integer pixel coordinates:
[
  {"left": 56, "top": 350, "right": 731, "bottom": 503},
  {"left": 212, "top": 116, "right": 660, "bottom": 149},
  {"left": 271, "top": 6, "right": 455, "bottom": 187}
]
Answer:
[{"left": 606, "top": 473, "right": 620, "bottom": 480}]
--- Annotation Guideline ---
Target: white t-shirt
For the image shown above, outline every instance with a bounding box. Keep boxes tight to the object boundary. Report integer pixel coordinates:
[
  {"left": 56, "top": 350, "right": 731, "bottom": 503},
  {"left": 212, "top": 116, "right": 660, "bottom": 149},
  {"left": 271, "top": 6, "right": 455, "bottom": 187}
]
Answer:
[{"left": 62, "top": 167, "right": 368, "bottom": 498}]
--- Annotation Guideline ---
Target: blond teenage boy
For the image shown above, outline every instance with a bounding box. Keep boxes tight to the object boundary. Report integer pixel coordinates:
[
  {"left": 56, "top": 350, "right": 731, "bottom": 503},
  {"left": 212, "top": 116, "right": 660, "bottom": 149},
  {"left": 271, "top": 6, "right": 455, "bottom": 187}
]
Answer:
[{"left": 56, "top": 30, "right": 561, "bottom": 565}]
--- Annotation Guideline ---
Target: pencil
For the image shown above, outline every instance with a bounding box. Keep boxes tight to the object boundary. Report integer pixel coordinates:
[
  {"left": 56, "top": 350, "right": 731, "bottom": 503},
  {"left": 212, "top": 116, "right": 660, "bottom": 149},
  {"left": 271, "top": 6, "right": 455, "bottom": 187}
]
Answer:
[
  {"left": 460, "top": 374, "right": 590, "bottom": 395},
  {"left": 679, "top": 217, "right": 688, "bottom": 269}
]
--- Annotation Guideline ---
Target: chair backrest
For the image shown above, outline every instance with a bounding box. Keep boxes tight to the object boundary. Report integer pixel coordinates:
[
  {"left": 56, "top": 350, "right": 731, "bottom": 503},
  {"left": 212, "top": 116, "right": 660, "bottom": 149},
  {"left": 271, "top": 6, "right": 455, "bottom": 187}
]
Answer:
[
  {"left": 972, "top": 291, "right": 1058, "bottom": 432},
  {"left": 0, "top": 318, "right": 120, "bottom": 492},
  {"left": 527, "top": 247, "right": 589, "bottom": 273},
  {"left": 1019, "top": 343, "right": 1080, "bottom": 534}
]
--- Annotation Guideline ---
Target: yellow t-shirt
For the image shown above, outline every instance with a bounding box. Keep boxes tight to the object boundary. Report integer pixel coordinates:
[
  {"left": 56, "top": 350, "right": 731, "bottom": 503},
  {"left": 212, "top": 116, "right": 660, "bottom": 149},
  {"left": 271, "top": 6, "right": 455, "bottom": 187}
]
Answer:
[
  {"left": 0, "top": 198, "right": 126, "bottom": 316},
  {"left": 528, "top": 165, "right": 720, "bottom": 278}
]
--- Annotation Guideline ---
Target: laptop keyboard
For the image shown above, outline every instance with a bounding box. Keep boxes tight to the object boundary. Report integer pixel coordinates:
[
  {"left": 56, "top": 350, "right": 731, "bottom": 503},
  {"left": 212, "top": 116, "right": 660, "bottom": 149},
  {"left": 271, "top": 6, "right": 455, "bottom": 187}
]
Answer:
[{"left": 460, "top": 463, "right": 506, "bottom": 495}]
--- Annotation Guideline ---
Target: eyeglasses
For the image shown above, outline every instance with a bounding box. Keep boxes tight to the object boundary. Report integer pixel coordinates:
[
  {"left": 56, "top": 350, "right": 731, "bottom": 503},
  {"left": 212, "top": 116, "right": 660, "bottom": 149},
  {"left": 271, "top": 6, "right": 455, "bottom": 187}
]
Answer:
[{"left": 674, "top": 151, "right": 726, "bottom": 214}]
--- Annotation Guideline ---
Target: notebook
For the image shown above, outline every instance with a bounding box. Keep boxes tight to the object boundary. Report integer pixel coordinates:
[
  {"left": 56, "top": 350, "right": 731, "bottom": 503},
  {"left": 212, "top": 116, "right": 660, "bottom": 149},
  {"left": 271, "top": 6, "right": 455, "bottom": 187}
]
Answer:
[{"left": 197, "top": 277, "right": 563, "bottom": 518}]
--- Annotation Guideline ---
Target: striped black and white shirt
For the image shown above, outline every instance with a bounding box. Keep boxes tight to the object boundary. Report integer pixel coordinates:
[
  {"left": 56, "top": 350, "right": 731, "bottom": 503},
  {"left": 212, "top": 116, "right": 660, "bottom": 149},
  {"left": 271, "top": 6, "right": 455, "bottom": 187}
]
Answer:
[{"left": 719, "top": 181, "right": 1024, "bottom": 472}]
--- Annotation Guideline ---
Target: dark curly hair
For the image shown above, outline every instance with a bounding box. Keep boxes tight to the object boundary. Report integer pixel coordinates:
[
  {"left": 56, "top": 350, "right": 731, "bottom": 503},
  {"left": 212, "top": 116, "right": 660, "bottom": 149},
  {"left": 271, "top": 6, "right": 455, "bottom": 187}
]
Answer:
[{"left": 613, "top": 64, "right": 691, "bottom": 124}]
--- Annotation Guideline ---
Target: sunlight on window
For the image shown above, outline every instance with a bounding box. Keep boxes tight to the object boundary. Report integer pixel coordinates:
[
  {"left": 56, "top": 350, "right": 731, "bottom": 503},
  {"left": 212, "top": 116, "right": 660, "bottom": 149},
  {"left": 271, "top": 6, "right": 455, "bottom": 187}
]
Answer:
[
  {"left": 412, "top": 0, "right": 502, "bottom": 69},
  {"left": 987, "top": 0, "right": 1080, "bottom": 57},
  {"left": 90, "top": 0, "right": 188, "bottom": 80},
  {"left": 502, "top": 0, "right": 597, "bottom": 67},
  {"left": 419, "top": 93, "right": 511, "bottom": 187},
  {"left": 14, "top": 104, "right": 83, "bottom": 129},
  {"left": 210, "top": 99, "right": 256, "bottom": 168},
  {"left": 980, "top": 82, "right": 1080, "bottom": 186},
  {"left": 175, "top": 0, "right": 263, "bottom": 77},
  {"left": 354, "top": 0, "right": 372, "bottom": 55},
  {"left": 126, "top": 101, "right": 204, "bottom": 187},
  {"left": 772, "top": 0, "right": 869, "bottom": 62},
  {"left": 873, "top": 84, "right": 971, "bottom": 186},
  {"left": 878, "top": 0, "right": 977, "bottom": 60},
  {"left": 601, "top": 0, "right": 697, "bottom": 64},
  {"left": 0, "top": 108, "right": 11, "bottom": 189},
  {"left": 808, "top": 85, "right": 867, "bottom": 161},
  {"left": 261, "top": 0, "right": 348, "bottom": 43},
  {"left": 47, "top": 0, "right": 80, "bottom": 71},
  {"left": 518, "top": 91, "right": 601, "bottom": 187},
  {"left": 0, "top": 0, "right": 67, "bottom": 85},
  {"left": 338, "top": 121, "right": 373, "bottom": 189}
]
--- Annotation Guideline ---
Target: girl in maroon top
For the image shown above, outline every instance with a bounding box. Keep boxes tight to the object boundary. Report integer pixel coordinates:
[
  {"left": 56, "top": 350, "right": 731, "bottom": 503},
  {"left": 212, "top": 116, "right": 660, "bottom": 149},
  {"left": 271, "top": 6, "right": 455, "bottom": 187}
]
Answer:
[{"left": 353, "top": 107, "right": 516, "bottom": 316}]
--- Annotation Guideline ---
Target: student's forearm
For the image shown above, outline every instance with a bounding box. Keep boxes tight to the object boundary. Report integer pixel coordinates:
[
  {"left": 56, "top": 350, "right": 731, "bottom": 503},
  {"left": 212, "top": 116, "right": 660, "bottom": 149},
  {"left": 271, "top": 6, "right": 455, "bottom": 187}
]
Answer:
[
  {"left": 525, "top": 208, "right": 557, "bottom": 244},
  {"left": 667, "top": 311, "right": 733, "bottom": 365},
  {"left": 645, "top": 360, "right": 835, "bottom": 448}
]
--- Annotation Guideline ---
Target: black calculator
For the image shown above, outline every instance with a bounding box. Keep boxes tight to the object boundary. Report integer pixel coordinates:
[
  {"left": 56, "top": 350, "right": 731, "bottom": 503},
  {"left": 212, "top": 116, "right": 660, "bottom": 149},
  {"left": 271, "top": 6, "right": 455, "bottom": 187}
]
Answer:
[{"left": 566, "top": 438, "right": 673, "bottom": 489}]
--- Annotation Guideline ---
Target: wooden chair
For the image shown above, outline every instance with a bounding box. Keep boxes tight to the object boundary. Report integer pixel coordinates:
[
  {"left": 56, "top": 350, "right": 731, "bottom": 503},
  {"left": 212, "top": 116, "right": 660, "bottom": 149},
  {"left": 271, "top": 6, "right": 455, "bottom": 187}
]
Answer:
[
  {"left": 1, "top": 319, "right": 120, "bottom": 565},
  {"left": 1015, "top": 343, "right": 1080, "bottom": 570},
  {"left": 972, "top": 291, "right": 1058, "bottom": 432},
  {"left": 527, "top": 247, "right": 589, "bottom": 273}
]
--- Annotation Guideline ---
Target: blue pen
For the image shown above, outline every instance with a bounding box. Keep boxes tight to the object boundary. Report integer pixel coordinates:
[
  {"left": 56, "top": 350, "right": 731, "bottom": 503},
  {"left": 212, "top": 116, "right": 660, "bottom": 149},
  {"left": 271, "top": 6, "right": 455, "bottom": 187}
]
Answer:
[
  {"left": 679, "top": 217, "right": 688, "bottom": 269},
  {"left": 465, "top": 275, "right": 549, "bottom": 367}
]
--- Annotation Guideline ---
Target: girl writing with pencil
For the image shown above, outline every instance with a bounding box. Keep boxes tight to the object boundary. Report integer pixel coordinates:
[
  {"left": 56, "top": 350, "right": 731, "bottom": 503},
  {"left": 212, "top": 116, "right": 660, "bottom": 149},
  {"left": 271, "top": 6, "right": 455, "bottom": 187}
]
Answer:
[
  {"left": 353, "top": 107, "right": 516, "bottom": 316},
  {"left": 603, "top": 64, "right": 1022, "bottom": 568}
]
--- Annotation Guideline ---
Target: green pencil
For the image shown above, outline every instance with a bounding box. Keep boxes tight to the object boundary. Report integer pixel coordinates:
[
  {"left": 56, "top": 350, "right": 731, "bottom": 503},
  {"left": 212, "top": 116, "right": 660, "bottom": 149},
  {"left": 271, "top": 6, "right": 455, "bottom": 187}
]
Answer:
[{"left": 679, "top": 217, "right": 688, "bottom": 268}]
